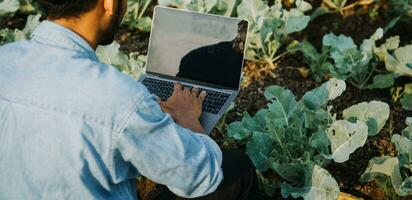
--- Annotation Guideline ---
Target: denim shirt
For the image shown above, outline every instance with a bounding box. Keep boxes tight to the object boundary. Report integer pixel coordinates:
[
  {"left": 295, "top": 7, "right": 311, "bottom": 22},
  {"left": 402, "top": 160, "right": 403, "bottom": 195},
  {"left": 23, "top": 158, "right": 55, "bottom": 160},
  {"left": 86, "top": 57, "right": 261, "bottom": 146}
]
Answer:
[{"left": 0, "top": 21, "right": 223, "bottom": 200}]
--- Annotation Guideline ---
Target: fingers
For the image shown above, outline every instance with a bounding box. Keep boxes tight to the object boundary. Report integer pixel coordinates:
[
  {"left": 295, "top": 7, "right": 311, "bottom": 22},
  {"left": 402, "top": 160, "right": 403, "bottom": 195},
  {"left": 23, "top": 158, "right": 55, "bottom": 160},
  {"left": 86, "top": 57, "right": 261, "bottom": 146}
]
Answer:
[
  {"left": 198, "top": 91, "right": 206, "bottom": 104},
  {"left": 191, "top": 87, "right": 200, "bottom": 97},
  {"left": 172, "top": 82, "right": 182, "bottom": 96},
  {"left": 173, "top": 83, "right": 206, "bottom": 104}
]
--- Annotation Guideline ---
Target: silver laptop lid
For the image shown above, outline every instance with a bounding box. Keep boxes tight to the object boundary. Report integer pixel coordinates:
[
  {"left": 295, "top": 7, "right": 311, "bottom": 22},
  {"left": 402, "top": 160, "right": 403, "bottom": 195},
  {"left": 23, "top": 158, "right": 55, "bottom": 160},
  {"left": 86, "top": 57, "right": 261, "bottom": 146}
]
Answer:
[{"left": 145, "top": 6, "right": 248, "bottom": 91}]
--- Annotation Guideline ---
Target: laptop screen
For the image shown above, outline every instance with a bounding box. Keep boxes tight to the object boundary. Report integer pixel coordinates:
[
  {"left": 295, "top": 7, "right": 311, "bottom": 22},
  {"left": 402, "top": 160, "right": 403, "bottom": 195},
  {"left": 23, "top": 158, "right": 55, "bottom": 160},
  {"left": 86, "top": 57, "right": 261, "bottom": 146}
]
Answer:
[{"left": 146, "top": 6, "right": 248, "bottom": 90}]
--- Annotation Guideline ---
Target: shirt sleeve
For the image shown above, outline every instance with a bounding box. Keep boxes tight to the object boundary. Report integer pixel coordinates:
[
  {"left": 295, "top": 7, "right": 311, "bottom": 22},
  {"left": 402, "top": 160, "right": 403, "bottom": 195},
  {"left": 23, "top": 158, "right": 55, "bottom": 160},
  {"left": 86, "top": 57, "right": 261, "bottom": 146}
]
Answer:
[{"left": 114, "top": 92, "right": 223, "bottom": 198}]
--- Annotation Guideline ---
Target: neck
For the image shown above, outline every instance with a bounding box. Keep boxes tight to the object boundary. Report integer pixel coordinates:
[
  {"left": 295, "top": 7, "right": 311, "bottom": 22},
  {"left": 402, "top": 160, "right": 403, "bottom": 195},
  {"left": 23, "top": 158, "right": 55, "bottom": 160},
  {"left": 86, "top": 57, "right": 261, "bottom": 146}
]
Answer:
[{"left": 51, "top": 16, "right": 100, "bottom": 50}]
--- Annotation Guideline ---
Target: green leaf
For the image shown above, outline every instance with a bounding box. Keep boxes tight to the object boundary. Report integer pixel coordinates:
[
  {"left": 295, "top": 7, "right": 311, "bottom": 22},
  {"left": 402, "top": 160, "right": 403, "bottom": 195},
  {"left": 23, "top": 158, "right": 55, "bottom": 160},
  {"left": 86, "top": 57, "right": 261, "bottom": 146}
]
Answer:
[
  {"left": 374, "top": 41, "right": 412, "bottom": 77},
  {"left": 0, "top": 28, "right": 23, "bottom": 45},
  {"left": 237, "top": 0, "right": 269, "bottom": 29},
  {"left": 323, "top": 33, "right": 357, "bottom": 52},
  {"left": 342, "top": 101, "right": 390, "bottom": 136},
  {"left": 22, "top": 14, "right": 41, "bottom": 35},
  {"left": 400, "top": 177, "right": 412, "bottom": 195},
  {"left": 325, "top": 120, "right": 368, "bottom": 162},
  {"left": 96, "top": 41, "right": 129, "bottom": 69},
  {"left": 227, "top": 121, "right": 250, "bottom": 140},
  {"left": 391, "top": 133, "right": 412, "bottom": 170},
  {"left": 127, "top": 52, "right": 146, "bottom": 79},
  {"left": 272, "top": 161, "right": 306, "bottom": 183},
  {"left": 96, "top": 41, "right": 146, "bottom": 79},
  {"left": 366, "top": 73, "right": 395, "bottom": 89},
  {"left": 246, "top": 131, "right": 274, "bottom": 171},
  {"left": 405, "top": 84, "right": 412, "bottom": 94},
  {"left": 401, "top": 93, "right": 412, "bottom": 111},
  {"left": 295, "top": 0, "right": 312, "bottom": 12},
  {"left": 302, "top": 78, "right": 346, "bottom": 110},
  {"left": 310, "top": 130, "right": 331, "bottom": 155},
  {"left": 253, "top": 109, "right": 269, "bottom": 130},
  {"left": 136, "top": 16, "right": 152, "bottom": 32},
  {"left": 366, "top": 118, "right": 378, "bottom": 137},
  {"left": 0, "top": 0, "right": 19, "bottom": 16},
  {"left": 283, "top": 9, "right": 310, "bottom": 34},
  {"left": 381, "top": 36, "right": 400, "bottom": 51},
  {"left": 281, "top": 165, "right": 340, "bottom": 200},
  {"left": 360, "top": 156, "right": 410, "bottom": 196},
  {"left": 394, "top": 45, "right": 412, "bottom": 66},
  {"left": 406, "top": 117, "right": 412, "bottom": 127},
  {"left": 287, "top": 41, "right": 319, "bottom": 62},
  {"left": 265, "top": 86, "right": 297, "bottom": 127}
]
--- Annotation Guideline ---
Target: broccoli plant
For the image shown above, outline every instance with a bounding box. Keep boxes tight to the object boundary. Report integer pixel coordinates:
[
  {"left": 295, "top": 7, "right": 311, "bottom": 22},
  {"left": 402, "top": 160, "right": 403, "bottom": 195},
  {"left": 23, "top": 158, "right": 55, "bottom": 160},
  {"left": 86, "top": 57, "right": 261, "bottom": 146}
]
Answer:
[
  {"left": 158, "top": 0, "right": 238, "bottom": 16},
  {"left": 287, "top": 41, "right": 332, "bottom": 82},
  {"left": 385, "top": 0, "right": 412, "bottom": 32},
  {"left": 360, "top": 118, "right": 412, "bottom": 197},
  {"left": 0, "top": 13, "right": 41, "bottom": 45},
  {"left": 96, "top": 41, "right": 147, "bottom": 80},
  {"left": 227, "top": 78, "right": 390, "bottom": 199},
  {"left": 237, "top": 0, "right": 312, "bottom": 68},
  {"left": 372, "top": 35, "right": 412, "bottom": 110},
  {"left": 321, "top": 28, "right": 383, "bottom": 89},
  {"left": 374, "top": 35, "right": 412, "bottom": 77},
  {"left": 288, "top": 28, "right": 384, "bottom": 88},
  {"left": 0, "top": 0, "right": 40, "bottom": 17},
  {"left": 122, "top": 0, "right": 153, "bottom": 32}
]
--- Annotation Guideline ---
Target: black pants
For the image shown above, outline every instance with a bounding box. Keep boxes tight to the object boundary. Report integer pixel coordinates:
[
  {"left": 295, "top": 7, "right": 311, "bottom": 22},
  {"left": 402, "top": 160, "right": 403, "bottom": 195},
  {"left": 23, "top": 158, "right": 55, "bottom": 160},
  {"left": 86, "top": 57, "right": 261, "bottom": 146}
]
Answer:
[{"left": 154, "top": 149, "right": 259, "bottom": 200}]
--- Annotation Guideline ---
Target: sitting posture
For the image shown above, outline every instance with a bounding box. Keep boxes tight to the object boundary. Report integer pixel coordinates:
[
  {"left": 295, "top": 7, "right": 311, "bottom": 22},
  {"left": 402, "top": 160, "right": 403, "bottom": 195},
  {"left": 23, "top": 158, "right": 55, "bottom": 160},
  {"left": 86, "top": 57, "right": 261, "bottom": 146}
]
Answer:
[{"left": 0, "top": 0, "right": 258, "bottom": 199}]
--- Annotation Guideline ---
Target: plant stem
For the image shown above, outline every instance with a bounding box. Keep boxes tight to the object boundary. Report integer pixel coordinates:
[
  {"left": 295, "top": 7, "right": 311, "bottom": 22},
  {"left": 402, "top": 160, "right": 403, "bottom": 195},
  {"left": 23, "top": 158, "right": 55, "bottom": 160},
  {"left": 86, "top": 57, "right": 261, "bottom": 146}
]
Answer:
[
  {"left": 360, "top": 63, "right": 377, "bottom": 88},
  {"left": 272, "top": 51, "right": 288, "bottom": 63},
  {"left": 138, "top": 0, "right": 152, "bottom": 19}
]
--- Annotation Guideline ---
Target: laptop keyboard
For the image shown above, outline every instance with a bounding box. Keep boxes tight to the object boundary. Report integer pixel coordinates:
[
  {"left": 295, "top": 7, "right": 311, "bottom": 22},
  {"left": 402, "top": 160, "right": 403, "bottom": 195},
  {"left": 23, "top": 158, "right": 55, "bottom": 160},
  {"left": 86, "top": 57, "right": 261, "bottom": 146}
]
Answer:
[{"left": 142, "top": 78, "right": 230, "bottom": 114}]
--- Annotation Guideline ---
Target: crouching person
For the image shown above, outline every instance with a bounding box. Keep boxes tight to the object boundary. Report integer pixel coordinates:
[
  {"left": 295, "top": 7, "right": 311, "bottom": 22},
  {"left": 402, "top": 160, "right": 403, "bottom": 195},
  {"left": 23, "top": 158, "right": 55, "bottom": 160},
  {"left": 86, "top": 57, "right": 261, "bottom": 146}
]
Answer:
[{"left": 0, "top": 0, "right": 258, "bottom": 199}]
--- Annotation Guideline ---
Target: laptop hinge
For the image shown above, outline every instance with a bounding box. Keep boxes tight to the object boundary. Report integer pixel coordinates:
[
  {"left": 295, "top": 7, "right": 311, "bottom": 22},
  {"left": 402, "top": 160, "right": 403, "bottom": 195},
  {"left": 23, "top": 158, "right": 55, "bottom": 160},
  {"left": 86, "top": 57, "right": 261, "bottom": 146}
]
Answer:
[{"left": 144, "top": 72, "right": 238, "bottom": 92}]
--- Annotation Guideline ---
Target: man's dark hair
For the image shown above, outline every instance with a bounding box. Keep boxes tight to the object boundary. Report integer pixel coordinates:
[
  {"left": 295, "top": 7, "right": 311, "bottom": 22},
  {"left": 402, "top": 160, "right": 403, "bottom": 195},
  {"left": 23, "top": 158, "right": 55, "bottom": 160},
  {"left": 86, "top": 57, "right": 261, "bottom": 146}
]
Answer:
[{"left": 38, "top": 0, "right": 98, "bottom": 19}]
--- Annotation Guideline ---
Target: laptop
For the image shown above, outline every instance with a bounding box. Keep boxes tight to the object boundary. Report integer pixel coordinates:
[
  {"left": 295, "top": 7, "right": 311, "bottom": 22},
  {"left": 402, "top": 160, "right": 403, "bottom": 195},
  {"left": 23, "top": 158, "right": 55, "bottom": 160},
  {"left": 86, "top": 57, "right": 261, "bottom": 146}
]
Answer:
[{"left": 139, "top": 6, "right": 249, "bottom": 134}]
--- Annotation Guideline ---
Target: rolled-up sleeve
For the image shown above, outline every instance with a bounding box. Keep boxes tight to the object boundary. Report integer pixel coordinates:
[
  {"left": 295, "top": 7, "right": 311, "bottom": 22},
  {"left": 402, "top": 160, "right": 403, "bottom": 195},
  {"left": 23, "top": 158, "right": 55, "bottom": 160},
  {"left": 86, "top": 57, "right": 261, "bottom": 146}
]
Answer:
[{"left": 114, "top": 93, "right": 223, "bottom": 198}]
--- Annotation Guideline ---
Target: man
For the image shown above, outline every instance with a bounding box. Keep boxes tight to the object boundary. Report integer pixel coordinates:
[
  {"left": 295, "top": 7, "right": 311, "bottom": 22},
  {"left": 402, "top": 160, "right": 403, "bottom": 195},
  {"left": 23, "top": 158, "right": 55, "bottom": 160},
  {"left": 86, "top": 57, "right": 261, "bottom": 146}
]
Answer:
[
  {"left": 176, "top": 21, "right": 247, "bottom": 88},
  {"left": 0, "top": 0, "right": 258, "bottom": 199}
]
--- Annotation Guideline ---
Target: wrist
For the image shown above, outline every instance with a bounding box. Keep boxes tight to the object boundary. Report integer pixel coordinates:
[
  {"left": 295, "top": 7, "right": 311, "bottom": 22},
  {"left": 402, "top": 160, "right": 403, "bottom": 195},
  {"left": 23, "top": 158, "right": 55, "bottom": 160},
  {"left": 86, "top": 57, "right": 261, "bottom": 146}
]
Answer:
[{"left": 176, "top": 117, "right": 205, "bottom": 133}]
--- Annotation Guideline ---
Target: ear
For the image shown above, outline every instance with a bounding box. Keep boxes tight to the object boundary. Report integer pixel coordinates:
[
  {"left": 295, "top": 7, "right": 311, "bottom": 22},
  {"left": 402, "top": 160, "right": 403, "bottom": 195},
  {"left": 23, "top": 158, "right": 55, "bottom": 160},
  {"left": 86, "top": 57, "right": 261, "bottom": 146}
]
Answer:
[{"left": 103, "top": 0, "right": 116, "bottom": 15}]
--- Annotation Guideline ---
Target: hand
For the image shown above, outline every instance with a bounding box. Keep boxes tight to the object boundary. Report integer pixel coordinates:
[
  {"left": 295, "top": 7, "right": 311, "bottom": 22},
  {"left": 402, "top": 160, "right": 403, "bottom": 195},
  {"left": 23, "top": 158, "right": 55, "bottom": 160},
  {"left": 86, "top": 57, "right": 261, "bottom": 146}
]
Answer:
[{"left": 158, "top": 82, "right": 207, "bottom": 133}]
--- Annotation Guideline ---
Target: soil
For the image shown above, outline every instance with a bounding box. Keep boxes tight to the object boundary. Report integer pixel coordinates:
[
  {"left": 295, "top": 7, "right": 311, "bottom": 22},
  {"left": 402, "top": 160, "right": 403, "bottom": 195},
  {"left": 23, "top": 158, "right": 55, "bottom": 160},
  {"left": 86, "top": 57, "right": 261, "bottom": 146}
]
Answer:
[
  {"left": 0, "top": 14, "right": 27, "bottom": 30},
  {"left": 115, "top": 27, "right": 150, "bottom": 54}
]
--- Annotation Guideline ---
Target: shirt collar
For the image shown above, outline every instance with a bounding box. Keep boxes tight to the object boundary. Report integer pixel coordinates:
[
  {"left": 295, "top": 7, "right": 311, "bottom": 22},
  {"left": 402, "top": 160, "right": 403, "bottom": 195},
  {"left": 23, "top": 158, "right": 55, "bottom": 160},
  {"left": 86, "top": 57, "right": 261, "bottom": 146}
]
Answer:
[{"left": 31, "top": 20, "right": 98, "bottom": 61}]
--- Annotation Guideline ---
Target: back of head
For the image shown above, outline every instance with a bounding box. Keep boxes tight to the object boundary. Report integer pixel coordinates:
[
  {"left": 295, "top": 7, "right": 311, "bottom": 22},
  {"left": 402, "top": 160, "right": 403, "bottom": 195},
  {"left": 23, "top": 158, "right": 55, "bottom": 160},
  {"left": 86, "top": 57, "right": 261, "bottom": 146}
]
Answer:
[{"left": 38, "top": 0, "right": 98, "bottom": 19}]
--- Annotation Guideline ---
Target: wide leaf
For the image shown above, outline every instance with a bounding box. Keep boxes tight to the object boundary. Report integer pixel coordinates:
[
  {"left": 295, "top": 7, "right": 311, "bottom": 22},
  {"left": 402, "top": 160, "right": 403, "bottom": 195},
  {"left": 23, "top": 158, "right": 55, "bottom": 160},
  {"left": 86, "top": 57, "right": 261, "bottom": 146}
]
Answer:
[
  {"left": 325, "top": 120, "right": 368, "bottom": 163},
  {"left": 0, "top": 0, "right": 19, "bottom": 16},
  {"left": 246, "top": 131, "right": 274, "bottom": 171},
  {"left": 302, "top": 78, "right": 346, "bottom": 110},
  {"left": 360, "top": 156, "right": 410, "bottom": 196},
  {"left": 281, "top": 165, "right": 340, "bottom": 200},
  {"left": 342, "top": 101, "right": 390, "bottom": 136}
]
